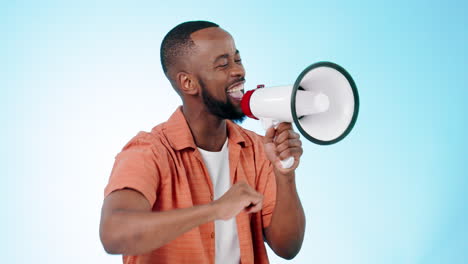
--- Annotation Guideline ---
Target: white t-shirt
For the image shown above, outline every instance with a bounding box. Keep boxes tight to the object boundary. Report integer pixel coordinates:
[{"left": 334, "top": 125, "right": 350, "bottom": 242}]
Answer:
[{"left": 198, "top": 140, "right": 240, "bottom": 264}]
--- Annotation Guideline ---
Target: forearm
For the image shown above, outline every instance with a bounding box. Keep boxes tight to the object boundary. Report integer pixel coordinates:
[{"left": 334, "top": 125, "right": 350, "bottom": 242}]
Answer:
[
  {"left": 101, "top": 203, "right": 216, "bottom": 255},
  {"left": 266, "top": 171, "right": 305, "bottom": 259}
]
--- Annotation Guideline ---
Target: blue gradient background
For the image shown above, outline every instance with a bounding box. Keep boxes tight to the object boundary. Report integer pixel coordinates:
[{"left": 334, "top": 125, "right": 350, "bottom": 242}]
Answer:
[{"left": 1, "top": 1, "right": 467, "bottom": 263}]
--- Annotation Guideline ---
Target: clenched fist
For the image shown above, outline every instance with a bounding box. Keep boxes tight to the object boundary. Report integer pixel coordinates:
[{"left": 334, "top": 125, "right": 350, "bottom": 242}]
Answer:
[{"left": 263, "top": 122, "right": 303, "bottom": 174}]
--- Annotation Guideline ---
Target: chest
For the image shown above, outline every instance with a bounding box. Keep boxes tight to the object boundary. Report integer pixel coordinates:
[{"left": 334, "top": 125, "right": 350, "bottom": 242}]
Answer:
[{"left": 154, "top": 146, "right": 258, "bottom": 211}]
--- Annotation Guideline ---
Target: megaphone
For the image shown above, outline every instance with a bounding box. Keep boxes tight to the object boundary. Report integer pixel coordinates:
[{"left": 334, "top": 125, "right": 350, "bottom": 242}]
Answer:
[{"left": 241, "top": 61, "right": 359, "bottom": 168}]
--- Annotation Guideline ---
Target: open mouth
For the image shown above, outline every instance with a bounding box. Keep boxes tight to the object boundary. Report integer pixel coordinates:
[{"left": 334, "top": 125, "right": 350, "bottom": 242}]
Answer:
[{"left": 227, "top": 82, "right": 244, "bottom": 101}]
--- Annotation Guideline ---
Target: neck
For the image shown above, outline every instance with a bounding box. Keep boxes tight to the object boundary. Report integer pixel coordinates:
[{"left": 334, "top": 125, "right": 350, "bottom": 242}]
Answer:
[{"left": 182, "top": 104, "right": 228, "bottom": 151}]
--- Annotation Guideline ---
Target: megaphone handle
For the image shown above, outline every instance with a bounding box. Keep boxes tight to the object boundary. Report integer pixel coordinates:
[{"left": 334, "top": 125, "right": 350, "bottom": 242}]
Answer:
[
  {"left": 261, "top": 118, "right": 295, "bottom": 169},
  {"left": 261, "top": 118, "right": 276, "bottom": 130}
]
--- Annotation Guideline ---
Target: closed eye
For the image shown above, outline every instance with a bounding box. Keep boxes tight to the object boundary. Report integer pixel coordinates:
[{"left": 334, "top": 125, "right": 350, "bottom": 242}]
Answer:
[{"left": 216, "top": 56, "right": 242, "bottom": 69}]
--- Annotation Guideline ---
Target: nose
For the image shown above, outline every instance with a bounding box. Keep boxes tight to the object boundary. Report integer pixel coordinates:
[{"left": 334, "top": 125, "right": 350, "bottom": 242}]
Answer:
[{"left": 230, "top": 62, "right": 245, "bottom": 78}]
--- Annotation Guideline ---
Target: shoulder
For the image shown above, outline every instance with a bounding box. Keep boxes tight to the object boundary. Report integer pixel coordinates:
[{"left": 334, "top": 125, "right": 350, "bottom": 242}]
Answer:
[{"left": 120, "top": 122, "right": 171, "bottom": 156}]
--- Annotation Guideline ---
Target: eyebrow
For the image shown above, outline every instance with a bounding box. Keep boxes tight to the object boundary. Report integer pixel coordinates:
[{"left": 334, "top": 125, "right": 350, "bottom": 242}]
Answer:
[{"left": 213, "top": 50, "right": 240, "bottom": 64}]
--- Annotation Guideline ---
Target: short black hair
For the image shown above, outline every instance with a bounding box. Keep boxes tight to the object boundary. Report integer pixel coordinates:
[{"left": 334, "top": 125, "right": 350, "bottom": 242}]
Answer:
[{"left": 160, "top": 21, "right": 219, "bottom": 74}]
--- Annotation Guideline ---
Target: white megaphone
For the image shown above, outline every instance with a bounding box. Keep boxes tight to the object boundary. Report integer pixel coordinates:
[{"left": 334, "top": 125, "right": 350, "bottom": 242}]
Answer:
[{"left": 241, "top": 61, "right": 359, "bottom": 169}]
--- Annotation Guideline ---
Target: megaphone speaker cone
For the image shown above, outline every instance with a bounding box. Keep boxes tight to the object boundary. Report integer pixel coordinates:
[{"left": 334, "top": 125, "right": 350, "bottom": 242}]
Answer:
[{"left": 292, "top": 61, "right": 359, "bottom": 145}]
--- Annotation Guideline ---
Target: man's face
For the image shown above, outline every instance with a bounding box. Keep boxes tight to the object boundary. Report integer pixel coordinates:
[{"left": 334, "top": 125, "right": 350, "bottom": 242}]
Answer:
[{"left": 189, "top": 27, "right": 246, "bottom": 122}]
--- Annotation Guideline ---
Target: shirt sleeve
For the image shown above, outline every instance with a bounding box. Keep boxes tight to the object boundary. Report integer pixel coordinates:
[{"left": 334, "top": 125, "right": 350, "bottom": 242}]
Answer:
[{"left": 104, "top": 135, "right": 161, "bottom": 207}]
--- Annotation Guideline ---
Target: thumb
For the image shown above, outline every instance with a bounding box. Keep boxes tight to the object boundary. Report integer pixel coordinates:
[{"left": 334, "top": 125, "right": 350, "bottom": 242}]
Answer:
[{"left": 263, "top": 126, "right": 276, "bottom": 144}]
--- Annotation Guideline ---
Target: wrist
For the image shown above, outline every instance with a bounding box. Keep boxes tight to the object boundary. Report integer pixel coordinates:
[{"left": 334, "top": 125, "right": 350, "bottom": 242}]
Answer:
[
  {"left": 208, "top": 200, "right": 221, "bottom": 221},
  {"left": 274, "top": 168, "right": 296, "bottom": 181}
]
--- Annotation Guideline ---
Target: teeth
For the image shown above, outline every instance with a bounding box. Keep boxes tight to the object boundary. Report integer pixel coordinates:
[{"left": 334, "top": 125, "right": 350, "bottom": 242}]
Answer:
[{"left": 227, "top": 84, "right": 244, "bottom": 93}]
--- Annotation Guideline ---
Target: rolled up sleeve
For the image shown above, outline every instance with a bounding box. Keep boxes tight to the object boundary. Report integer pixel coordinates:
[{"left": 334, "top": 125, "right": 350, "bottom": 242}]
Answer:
[{"left": 104, "top": 136, "right": 160, "bottom": 207}]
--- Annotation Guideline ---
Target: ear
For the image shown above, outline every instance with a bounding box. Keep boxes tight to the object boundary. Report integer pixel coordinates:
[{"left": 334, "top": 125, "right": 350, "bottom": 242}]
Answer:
[{"left": 176, "top": 72, "right": 199, "bottom": 96}]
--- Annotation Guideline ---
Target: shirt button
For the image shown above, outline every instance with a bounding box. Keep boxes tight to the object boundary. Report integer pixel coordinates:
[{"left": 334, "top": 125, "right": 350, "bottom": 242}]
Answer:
[{"left": 211, "top": 232, "right": 215, "bottom": 239}]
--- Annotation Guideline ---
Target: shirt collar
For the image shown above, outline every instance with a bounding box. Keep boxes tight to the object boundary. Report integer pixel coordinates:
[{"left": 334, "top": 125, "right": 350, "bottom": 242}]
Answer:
[{"left": 163, "top": 106, "right": 251, "bottom": 151}]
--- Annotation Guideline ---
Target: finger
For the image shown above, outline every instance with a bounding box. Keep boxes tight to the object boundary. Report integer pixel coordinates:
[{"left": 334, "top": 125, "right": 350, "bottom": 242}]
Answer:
[
  {"left": 246, "top": 203, "right": 263, "bottom": 214},
  {"left": 278, "top": 146, "right": 303, "bottom": 160},
  {"left": 276, "top": 139, "right": 302, "bottom": 154},
  {"left": 275, "top": 130, "right": 300, "bottom": 145},
  {"left": 288, "top": 131, "right": 300, "bottom": 139},
  {"left": 241, "top": 184, "right": 263, "bottom": 202},
  {"left": 278, "top": 149, "right": 292, "bottom": 160},
  {"left": 244, "top": 190, "right": 263, "bottom": 209},
  {"left": 276, "top": 122, "right": 292, "bottom": 131},
  {"left": 275, "top": 122, "right": 292, "bottom": 134},
  {"left": 274, "top": 130, "right": 290, "bottom": 144},
  {"left": 263, "top": 126, "right": 276, "bottom": 144},
  {"left": 281, "top": 147, "right": 303, "bottom": 160},
  {"left": 245, "top": 197, "right": 263, "bottom": 214}
]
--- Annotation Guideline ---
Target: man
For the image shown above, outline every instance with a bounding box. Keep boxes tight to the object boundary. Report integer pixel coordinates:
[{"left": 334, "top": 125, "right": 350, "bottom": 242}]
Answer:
[{"left": 100, "top": 21, "right": 305, "bottom": 264}]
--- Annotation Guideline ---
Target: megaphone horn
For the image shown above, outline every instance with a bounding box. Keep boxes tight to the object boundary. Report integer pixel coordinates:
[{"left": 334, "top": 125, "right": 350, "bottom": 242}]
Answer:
[{"left": 241, "top": 61, "right": 359, "bottom": 168}]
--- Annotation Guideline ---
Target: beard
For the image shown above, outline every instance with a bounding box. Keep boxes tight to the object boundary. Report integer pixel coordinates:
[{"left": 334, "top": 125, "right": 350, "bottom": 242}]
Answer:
[{"left": 200, "top": 79, "right": 246, "bottom": 124}]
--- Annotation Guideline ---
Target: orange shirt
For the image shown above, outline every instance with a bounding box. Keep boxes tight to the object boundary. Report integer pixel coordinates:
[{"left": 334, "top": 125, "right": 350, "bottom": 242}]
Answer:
[{"left": 104, "top": 107, "right": 277, "bottom": 264}]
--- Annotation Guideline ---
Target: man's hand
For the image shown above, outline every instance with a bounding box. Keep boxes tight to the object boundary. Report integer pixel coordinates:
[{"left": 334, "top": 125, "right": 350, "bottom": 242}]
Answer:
[
  {"left": 212, "top": 182, "right": 263, "bottom": 220},
  {"left": 263, "top": 122, "right": 303, "bottom": 174}
]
